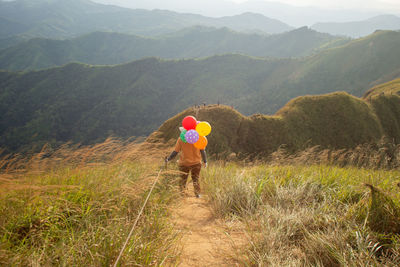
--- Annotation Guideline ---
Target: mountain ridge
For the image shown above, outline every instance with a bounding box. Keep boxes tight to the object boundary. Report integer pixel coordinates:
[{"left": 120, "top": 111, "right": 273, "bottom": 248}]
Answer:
[
  {"left": 0, "top": 26, "right": 345, "bottom": 71},
  {"left": 0, "top": 0, "right": 293, "bottom": 42},
  {"left": 92, "top": 0, "right": 390, "bottom": 27},
  {"left": 312, "top": 14, "right": 400, "bottom": 38}
]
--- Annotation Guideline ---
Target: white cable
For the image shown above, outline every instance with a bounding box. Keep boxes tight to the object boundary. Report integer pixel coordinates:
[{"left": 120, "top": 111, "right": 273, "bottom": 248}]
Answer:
[{"left": 112, "top": 169, "right": 162, "bottom": 267}]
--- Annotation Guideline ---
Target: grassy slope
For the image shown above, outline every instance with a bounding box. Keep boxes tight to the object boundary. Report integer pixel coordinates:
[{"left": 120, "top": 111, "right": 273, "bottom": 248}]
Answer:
[
  {"left": 153, "top": 90, "right": 400, "bottom": 156},
  {"left": 0, "top": 143, "right": 181, "bottom": 266},
  {"left": 2, "top": 140, "right": 399, "bottom": 266},
  {"left": 364, "top": 78, "right": 400, "bottom": 97},
  {"left": 278, "top": 92, "right": 383, "bottom": 150},
  {"left": 363, "top": 78, "right": 400, "bottom": 143}
]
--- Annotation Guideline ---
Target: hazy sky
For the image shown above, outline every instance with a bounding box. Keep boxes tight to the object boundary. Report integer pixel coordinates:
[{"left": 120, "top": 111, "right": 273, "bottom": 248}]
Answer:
[
  {"left": 93, "top": 0, "right": 400, "bottom": 12},
  {"left": 232, "top": 0, "right": 400, "bottom": 11}
]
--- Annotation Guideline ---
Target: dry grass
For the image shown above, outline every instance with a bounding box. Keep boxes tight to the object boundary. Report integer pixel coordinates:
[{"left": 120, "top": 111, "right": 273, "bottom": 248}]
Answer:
[
  {"left": 2, "top": 137, "right": 400, "bottom": 266},
  {"left": 201, "top": 163, "right": 400, "bottom": 266},
  {"left": 364, "top": 77, "right": 400, "bottom": 98},
  {"left": 0, "top": 137, "right": 172, "bottom": 174},
  {"left": 268, "top": 137, "right": 400, "bottom": 170},
  {"left": 0, "top": 139, "right": 180, "bottom": 266}
]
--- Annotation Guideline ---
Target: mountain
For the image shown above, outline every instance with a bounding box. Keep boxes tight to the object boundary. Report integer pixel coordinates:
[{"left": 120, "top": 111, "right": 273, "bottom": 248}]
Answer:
[
  {"left": 1, "top": 30, "right": 400, "bottom": 152},
  {"left": 92, "top": 0, "right": 385, "bottom": 27},
  {"left": 0, "top": 17, "right": 28, "bottom": 38},
  {"left": 234, "top": 30, "right": 400, "bottom": 113},
  {"left": 0, "top": 26, "right": 346, "bottom": 71},
  {"left": 0, "top": 0, "right": 293, "bottom": 42},
  {"left": 312, "top": 15, "right": 400, "bottom": 38},
  {"left": 0, "top": 35, "right": 28, "bottom": 50},
  {"left": 149, "top": 90, "right": 400, "bottom": 156},
  {"left": 210, "top": 12, "right": 291, "bottom": 33}
]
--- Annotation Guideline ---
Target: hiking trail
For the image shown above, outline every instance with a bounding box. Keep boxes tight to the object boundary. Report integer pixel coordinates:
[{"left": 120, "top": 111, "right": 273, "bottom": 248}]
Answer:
[{"left": 170, "top": 189, "right": 246, "bottom": 267}]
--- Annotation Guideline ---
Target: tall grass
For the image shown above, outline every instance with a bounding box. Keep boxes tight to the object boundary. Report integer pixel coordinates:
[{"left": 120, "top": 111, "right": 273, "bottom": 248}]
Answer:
[
  {"left": 268, "top": 137, "right": 400, "bottom": 170},
  {"left": 201, "top": 163, "right": 400, "bottom": 266},
  {"left": 0, "top": 139, "right": 180, "bottom": 266},
  {"left": 2, "top": 137, "right": 400, "bottom": 266}
]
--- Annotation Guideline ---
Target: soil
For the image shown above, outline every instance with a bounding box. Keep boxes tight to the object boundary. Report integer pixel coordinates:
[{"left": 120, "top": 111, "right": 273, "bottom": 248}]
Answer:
[{"left": 170, "top": 189, "right": 246, "bottom": 267}]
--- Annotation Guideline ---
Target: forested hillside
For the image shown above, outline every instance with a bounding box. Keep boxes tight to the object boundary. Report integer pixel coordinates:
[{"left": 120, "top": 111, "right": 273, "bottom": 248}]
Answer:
[
  {"left": 0, "top": 26, "right": 346, "bottom": 71},
  {"left": 1, "top": 30, "right": 400, "bottom": 152}
]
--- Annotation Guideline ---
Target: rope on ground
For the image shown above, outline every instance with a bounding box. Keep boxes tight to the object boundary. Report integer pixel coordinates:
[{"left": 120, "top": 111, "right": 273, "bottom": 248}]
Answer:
[{"left": 112, "top": 169, "right": 162, "bottom": 267}]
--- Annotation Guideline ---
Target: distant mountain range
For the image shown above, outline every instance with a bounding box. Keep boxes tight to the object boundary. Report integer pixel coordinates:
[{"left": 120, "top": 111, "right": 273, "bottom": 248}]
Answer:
[
  {"left": 312, "top": 15, "right": 400, "bottom": 38},
  {"left": 1, "top": 30, "right": 400, "bottom": 152},
  {"left": 0, "top": 26, "right": 348, "bottom": 71},
  {"left": 0, "top": 0, "right": 292, "bottom": 43},
  {"left": 1, "top": 0, "right": 399, "bottom": 51},
  {"left": 92, "top": 0, "right": 388, "bottom": 27}
]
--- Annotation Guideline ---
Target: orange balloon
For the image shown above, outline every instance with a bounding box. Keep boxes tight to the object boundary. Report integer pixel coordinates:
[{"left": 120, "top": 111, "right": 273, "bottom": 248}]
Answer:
[{"left": 194, "top": 136, "right": 208, "bottom": 150}]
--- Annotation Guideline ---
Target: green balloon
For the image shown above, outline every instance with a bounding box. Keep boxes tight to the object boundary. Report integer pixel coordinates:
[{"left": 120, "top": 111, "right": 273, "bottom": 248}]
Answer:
[{"left": 180, "top": 129, "right": 187, "bottom": 143}]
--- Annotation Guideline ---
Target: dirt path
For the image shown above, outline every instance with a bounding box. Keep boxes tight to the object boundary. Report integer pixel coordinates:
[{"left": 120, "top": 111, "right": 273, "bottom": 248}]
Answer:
[{"left": 170, "top": 190, "right": 246, "bottom": 267}]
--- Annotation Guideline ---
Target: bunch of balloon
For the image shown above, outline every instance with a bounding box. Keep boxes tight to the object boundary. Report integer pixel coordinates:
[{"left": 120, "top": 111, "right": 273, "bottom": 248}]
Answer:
[{"left": 180, "top": 115, "right": 211, "bottom": 150}]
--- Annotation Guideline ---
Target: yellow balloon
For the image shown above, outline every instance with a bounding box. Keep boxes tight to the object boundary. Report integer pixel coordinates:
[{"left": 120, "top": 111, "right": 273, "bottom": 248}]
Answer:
[{"left": 196, "top": 121, "right": 211, "bottom": 136}]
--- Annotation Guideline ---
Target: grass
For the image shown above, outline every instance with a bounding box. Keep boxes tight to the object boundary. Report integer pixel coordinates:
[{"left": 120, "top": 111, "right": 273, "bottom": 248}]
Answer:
[
  {"left": 278, "top": 92, "right": 383, "bottom": 150},
  {"left": 1, "top": 138, "right": 400, "bottom": 266},
  {"left": 364, "top": 78, "right": 400, "bottom": 98},
  {"left": 268, "top": 138, "right": 400, "bottom": 169},
  {"left": 201, "top": 163, "right": 400, "bottom": 266},
  {"left": 0, "top": 140, "right": 180, "bottom": 266},
  {"left": 370, "top": 94, "right": 400, "bottom": 143}
]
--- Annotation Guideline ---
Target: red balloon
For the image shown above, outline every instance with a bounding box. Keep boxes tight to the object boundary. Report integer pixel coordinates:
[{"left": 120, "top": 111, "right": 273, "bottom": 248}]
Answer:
[{"left": 182, "top": 116, "right": 197, "bottom": 130}]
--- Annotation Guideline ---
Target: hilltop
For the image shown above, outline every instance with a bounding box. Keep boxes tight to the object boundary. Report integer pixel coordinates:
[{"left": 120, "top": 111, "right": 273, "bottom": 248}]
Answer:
[{"left": 149, "top": 89, "right": 400, "bottom": 156}]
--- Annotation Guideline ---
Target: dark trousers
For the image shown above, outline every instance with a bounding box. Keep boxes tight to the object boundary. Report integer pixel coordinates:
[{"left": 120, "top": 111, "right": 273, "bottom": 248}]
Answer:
[{"left": 179, "top": 163, "right": 201, "bottom": 195}]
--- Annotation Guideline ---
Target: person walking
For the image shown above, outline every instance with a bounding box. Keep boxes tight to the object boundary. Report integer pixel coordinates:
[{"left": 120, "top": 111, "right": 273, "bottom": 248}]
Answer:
[{"left": 165, "top": 137, "right": 207, "bottom": 198}]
